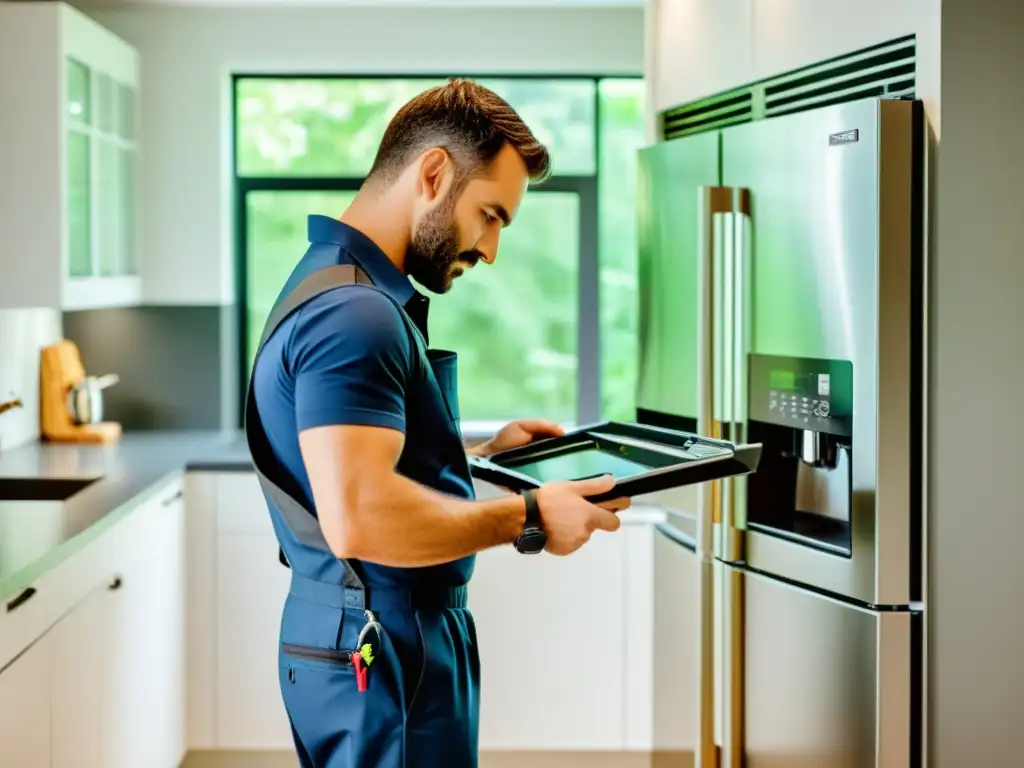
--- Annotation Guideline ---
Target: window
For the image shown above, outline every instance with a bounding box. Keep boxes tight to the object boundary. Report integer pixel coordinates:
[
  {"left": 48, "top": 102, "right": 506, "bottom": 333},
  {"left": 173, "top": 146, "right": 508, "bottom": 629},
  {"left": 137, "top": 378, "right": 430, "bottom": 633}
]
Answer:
[{"left": 234, "top": 76, "right": 646, "bottom": 430}]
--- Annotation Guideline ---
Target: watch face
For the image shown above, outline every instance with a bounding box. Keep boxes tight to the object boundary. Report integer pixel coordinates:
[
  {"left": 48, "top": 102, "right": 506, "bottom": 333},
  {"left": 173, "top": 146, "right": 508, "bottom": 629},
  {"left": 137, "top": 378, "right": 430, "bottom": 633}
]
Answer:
[{"left": 515, "top": 528, "right": 547, "bottom": 555}]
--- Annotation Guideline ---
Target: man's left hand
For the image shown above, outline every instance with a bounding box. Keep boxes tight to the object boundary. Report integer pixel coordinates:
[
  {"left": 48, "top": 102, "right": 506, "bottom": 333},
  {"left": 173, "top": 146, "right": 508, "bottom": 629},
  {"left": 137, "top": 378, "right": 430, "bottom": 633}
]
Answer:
[{"left": 468, "top": 419, "right": 565, "bottom": 457}]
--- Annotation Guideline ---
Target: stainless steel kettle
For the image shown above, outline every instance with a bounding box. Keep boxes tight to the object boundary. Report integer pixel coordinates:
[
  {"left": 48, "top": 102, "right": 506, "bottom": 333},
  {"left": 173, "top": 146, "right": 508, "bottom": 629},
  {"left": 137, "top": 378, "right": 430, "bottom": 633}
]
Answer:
[{"left": 67, "top": 374, "right": 120, "bottom": 425}]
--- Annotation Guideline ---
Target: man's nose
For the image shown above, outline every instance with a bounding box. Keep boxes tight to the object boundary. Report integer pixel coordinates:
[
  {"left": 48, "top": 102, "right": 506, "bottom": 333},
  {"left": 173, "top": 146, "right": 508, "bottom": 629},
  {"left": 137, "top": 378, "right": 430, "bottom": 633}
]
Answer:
[{"left": 476, "top": 230, "right": 499, "bottom": 264}]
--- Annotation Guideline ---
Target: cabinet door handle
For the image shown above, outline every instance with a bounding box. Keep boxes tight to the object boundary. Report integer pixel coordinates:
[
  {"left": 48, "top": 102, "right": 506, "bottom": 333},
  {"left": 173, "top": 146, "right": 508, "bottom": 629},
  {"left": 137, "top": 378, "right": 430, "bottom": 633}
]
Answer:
[
  {"left": 108, "top": 576, "right": 123, "bottom": 591},
  {"left": 162, "top": 489, "right": 184, "bottom": 506},
  {"left": 6, "top": 587, "right": 36, "bottom": 613}
]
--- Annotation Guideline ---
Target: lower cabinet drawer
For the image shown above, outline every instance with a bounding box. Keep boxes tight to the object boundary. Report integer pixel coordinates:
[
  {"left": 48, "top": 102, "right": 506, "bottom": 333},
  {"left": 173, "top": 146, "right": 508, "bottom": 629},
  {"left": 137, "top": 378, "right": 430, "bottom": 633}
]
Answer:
[
  {"left": 0, "top": 475, "right": 183, "bottom": 672},
  {"left": 0, "top": 530, "right": 113, "bottom": 672}
]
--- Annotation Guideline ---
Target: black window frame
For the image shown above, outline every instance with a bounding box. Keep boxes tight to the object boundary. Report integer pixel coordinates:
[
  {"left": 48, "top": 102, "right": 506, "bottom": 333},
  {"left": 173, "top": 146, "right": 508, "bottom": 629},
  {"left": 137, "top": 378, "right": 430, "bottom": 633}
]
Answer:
[{"left": 232, "top": 72, "right": 642, "bottom": 432}]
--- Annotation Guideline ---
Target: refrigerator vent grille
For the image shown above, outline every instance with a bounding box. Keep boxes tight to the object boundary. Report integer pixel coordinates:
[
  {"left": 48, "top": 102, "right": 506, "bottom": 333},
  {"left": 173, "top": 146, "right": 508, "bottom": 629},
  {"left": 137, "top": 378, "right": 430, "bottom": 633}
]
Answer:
[
  {"left": 661, "top": 35, "right": 916, "bottom": 141},
  {"left": 660, "top": 90, "right": 754, "bottom": 140},
  {"left": 763, "top": 35, "right": 916, "bottom": 117}
]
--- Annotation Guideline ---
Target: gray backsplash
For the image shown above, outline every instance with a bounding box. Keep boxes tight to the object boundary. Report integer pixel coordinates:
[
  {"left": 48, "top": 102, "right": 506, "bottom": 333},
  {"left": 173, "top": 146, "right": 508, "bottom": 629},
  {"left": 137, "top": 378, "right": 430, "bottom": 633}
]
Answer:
[{"left": 62, "top": 305, "right": 239, "bottom": 431}]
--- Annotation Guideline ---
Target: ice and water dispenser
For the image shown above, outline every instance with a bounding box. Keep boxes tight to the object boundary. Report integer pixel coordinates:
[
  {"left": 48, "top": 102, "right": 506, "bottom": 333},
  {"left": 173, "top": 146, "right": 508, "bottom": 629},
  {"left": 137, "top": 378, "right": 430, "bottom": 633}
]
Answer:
[{"left": 745, "top": 355, "right": 854, "bottom": 557}]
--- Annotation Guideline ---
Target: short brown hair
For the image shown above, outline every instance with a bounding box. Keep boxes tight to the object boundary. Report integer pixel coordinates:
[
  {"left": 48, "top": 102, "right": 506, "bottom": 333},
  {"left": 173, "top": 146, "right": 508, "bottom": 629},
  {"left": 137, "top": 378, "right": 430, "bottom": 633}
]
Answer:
[{"left": 366, "top": 78, "right": 551, "bottom": 187}]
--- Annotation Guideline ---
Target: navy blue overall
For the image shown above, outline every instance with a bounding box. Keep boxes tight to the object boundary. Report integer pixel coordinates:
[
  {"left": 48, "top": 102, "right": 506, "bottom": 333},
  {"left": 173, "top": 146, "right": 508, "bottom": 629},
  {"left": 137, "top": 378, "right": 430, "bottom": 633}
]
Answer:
[{"left": 245, "top": 222, "right": 480, "bottom": 768}]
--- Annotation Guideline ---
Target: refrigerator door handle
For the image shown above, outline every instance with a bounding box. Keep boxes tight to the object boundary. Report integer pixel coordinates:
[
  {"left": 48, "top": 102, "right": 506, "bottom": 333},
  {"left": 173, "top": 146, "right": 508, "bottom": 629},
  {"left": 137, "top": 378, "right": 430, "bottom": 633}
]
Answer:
[
  {"left": 696, "top": 184, "right": 734, "bottom": 768},
  {"left": 696, "top": 185, "right": 735, "bottom": 555},
  {"left": 718, "top": 190, "right": 752, "bottom": 768},
  {"left": 724, "top": 190, "right": 753, "bottom": 564}
]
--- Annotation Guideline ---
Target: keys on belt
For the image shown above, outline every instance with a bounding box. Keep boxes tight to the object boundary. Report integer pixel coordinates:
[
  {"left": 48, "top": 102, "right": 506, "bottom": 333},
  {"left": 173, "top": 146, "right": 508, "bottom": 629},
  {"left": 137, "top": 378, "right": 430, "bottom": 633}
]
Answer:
[{"left": 351, "top": 609, "right": 383, "bottom": 693}]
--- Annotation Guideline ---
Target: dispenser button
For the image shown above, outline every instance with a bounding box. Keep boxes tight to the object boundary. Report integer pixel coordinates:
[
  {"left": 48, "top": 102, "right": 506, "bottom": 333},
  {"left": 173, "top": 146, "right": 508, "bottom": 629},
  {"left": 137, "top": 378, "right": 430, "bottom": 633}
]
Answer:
[{"left": 818, "top": 374, "right": 831, "bottom": 396}]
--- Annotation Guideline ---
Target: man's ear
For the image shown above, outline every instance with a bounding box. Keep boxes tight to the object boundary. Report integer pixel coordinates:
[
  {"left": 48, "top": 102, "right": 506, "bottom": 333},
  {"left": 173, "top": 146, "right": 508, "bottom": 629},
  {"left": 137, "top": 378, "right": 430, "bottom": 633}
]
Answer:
[{"left": 417, "top": 147, "right": 454, "bottom": 203}]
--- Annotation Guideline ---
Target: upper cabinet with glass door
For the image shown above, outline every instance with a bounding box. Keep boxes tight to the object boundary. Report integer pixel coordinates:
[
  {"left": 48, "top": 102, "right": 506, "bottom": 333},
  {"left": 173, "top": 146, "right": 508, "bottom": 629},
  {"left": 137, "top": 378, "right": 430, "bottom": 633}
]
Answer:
[{"left": 0, "top": 2, "right": 140, "bottom": 310}]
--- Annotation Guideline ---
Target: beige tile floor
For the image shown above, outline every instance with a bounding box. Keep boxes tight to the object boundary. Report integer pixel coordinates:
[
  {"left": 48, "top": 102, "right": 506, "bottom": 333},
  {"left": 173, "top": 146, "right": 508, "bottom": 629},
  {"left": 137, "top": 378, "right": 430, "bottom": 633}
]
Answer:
[{"left": 182, "top": 750, "right": 692, "bottom": 768}]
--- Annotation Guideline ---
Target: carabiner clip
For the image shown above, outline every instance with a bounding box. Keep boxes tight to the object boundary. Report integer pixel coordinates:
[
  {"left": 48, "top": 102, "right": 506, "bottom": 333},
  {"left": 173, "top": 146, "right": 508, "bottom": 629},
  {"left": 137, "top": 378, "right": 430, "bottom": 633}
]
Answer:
[{"left": 357, "top": 609, "right": 383, "bottom": 647}]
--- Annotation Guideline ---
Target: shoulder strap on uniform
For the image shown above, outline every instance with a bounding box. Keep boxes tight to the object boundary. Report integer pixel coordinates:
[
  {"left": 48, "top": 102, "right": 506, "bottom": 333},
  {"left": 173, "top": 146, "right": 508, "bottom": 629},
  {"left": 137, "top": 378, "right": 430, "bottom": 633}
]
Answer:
[
  {"left": 245, "top": 263, "right": 374, "bottom": 594},
  {"left": 256, "top": 264, "right": 373, "bottom": 355}
]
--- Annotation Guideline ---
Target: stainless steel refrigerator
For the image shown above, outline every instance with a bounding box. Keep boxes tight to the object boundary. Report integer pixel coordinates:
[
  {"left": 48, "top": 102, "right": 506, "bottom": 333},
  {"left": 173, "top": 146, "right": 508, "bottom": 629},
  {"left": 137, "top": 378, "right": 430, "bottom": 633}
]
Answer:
[{"left": 638, "top": 97, "right": 926, "bottom": 767}]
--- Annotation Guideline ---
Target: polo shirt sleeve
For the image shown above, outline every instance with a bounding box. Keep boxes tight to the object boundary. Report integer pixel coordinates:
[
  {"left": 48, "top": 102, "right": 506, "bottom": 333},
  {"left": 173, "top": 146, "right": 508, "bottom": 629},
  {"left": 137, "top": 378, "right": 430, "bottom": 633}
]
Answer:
[{"left": 288, "top": 286, "right": 413, "bottom": 434}]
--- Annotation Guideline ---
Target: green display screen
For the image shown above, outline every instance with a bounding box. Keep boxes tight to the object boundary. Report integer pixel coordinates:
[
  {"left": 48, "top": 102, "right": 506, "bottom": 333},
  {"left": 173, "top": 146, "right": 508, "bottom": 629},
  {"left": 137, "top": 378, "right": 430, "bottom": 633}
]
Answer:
[
  {"left": 769, "top": 370, "right": 797, "bottom": 391},
  {"left": 511, "top": 448, "right": 649, "bottom": 484}
]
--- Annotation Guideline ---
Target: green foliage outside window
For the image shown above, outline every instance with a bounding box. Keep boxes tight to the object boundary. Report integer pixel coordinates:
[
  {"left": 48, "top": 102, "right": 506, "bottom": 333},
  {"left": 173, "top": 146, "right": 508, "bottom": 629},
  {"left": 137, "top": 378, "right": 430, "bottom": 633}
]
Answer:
[
  {"left": 597, "top": 79, "right": 647, "bottom": 421},
  {"left": 236, "top": 78, "right": 596, "bottom": 178},
  {"left": 237, "top": 77, "right": 645, "bottom": 425}
]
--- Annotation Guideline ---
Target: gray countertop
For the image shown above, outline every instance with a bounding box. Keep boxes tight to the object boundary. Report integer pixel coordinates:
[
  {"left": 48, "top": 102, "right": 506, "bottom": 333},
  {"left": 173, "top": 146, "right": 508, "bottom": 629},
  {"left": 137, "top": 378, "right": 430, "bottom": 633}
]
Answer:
[
  {"left": 0, "top": 430, "right": 246, "bottom": 604},
  {"left": 0, "top": 429, "right": 668, "bottom": 606}
]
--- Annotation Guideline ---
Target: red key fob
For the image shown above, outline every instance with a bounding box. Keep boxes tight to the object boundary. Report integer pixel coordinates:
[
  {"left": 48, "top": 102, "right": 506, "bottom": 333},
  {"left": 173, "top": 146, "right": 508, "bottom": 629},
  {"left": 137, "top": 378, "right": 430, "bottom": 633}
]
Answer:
[{"left": 352, "top": 651, "right": 369, "bottom": 692}]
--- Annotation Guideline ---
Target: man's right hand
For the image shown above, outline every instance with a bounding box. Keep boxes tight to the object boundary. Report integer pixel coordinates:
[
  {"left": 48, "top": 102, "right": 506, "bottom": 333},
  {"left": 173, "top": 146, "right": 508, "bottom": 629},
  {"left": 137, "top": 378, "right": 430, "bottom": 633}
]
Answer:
[{"left": 536, "top": 475, "right": 630, "bottom": 556}]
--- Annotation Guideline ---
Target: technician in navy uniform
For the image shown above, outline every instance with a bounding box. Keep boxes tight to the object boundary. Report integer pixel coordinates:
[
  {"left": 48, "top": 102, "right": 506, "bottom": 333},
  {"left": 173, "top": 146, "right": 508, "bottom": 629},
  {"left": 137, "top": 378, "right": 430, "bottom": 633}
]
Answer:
[{"left": 246, "top": 78, "right": 630, "bottom": 768}]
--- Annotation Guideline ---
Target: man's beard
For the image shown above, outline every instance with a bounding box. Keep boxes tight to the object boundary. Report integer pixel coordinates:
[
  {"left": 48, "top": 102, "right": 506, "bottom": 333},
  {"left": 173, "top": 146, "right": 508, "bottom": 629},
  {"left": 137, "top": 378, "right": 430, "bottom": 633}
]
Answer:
[{"left": 406, "top": 199, "right": 481, "bottom": 294}]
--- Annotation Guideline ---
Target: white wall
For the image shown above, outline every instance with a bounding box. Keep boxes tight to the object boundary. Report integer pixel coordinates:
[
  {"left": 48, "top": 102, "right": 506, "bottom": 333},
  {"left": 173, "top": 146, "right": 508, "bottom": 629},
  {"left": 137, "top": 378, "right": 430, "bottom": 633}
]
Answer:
[
  {"left": 930, "top": 1, "right": 1024, "bottom": 763},
  {"left": 82, "top": 5, "right": 646, "bottom": 306},
  {"left": 0, "top": 309, "right": 63, "bottom": 452},
  {"left": 648, "top": 0, "right": 940, "bottom": 133}
]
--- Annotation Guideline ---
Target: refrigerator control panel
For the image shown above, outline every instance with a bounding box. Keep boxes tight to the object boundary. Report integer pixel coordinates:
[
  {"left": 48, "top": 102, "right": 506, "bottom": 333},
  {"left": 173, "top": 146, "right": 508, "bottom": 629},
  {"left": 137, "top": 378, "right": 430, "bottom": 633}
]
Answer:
[{"left": 748, "top": 354, "right": 853, "bottom": 437}]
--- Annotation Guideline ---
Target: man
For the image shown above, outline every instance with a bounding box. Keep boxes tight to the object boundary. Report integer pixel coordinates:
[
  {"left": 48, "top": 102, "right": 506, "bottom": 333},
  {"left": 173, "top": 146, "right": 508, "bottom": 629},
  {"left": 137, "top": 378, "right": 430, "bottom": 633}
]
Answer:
[{"left": 246, "top": 78, "right": 630, "bottom": 768}]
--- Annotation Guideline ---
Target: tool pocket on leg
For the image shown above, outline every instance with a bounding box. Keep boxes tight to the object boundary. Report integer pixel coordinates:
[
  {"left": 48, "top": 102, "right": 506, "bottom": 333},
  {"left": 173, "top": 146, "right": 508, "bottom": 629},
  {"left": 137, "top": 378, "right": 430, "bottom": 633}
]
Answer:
[
  {"left": 282, "top": 643, "right": 357, "bottom": 672},
  {"left": 279, "top": 642, "right": 406, "bottom": 768}
]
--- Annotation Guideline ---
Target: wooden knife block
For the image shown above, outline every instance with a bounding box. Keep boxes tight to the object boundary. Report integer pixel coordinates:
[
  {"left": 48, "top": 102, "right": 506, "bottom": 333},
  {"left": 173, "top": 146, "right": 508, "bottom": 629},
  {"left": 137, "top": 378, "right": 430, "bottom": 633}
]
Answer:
[{"left": 40, "top": 340, "right": 122, "bottom": 444}]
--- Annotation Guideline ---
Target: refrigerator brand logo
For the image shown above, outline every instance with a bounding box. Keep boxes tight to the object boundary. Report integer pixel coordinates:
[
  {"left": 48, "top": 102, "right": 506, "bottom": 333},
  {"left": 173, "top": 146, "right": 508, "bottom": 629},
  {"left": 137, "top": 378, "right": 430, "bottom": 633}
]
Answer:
[{"left": 829, "top": 129, "right": 860, "bottom": 146}]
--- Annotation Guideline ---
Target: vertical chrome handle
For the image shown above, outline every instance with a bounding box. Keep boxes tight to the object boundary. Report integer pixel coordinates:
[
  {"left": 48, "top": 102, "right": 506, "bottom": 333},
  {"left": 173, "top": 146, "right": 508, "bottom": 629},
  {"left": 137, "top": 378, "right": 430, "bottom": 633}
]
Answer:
[
  {"left": 696, "top": 185, "right": 734, "bottom": 555},
  {"left": 717, "top": 197, "right": 736, "bottom": 560},
  {"left": 718, "top": 189, "right": 752, "bottom": 768},
  {"left": 730, "top": 191, "right": 751, "bottom": 452},
  {"left": 722, "top": 189, "right": 752, "bottom": 564},
  {"left": 695, "top": 559, "right": 716, "bottom": 768},
  {"left": 695, "top": 185, "right": 734, "bottom": 768},
  {"left": 720, "top": 567, "right": 745, "bottom": 768}
]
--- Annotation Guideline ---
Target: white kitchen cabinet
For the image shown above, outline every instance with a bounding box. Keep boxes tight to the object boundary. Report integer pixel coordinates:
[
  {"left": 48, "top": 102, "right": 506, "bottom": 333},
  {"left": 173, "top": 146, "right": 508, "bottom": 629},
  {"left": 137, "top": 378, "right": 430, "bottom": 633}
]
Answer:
[
  {"left": 105, "top": 481, "right": 187, "bottom": 768},
  {"left": 184, "top": 472, "right": 220, "bottom": 749},
  {"left": 750, "top": 0, "right": 937, "bottom": 83},
  {"left": 0, "top": 510, "right": 117, "bottom": 676},
  {"left": 0, "top": 475, "right": 186, "bottom": 768},
  {"left": 183, "top": 469, "right": 296, "bottom": 750},
  {"left": 650, "top": 0, "right": 754, "bottom": 113},
  {"left": 0, "top": 1, "right": 141, "bottom": 310},
  {"left": 51, "top": 582, "right": 109, "bottom": 768},
  {"left": 216, "top": 531, "right": 294, "bottom": 749},
  {"left": 211, "top": 470, "right": 294, "bottom": 748},
  {"left": 651, "top": 519, "right": 700, "bottom": 756},
  {"left": 470, "top": 527, "right": 627, "bottom": 751},
  {"left": 0, "top": 634, "right": 53, "bottom": 768}
]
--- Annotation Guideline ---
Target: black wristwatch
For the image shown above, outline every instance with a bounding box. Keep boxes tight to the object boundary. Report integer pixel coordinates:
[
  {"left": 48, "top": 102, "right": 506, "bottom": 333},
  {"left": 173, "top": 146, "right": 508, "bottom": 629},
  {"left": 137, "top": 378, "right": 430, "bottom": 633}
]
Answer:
[{"left": 514, "top": 489, "right": 547, "bottom": 555}]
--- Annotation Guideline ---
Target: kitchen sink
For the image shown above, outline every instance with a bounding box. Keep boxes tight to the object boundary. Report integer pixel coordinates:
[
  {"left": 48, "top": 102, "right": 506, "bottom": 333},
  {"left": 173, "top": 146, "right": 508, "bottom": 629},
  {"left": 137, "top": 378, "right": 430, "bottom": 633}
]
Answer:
[{"left": 0, "top": 476, "right": 100, "bottom": 502}]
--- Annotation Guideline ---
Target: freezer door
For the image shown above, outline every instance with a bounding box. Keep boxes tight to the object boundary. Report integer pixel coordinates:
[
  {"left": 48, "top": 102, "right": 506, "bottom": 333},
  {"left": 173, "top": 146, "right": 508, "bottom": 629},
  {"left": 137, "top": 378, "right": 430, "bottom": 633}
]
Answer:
[
  {"left": 635, "top": 133, "right": 724, "bottom": 523},
  {"left": 636, "top": 132, "right": 720, "bottom": 428},
  {"left": 720, "top": 98, "right": 921, "bottom": 605},
  {"left": 719, "top": 564, "right": 920, "bottom": 767}
]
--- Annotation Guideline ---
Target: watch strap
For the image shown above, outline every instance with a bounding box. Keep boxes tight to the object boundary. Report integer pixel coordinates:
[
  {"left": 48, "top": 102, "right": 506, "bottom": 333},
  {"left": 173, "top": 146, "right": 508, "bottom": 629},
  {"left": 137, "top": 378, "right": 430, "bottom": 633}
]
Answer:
[{"left": 522, "top": 488, "right": 541, "bottom": 529}]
